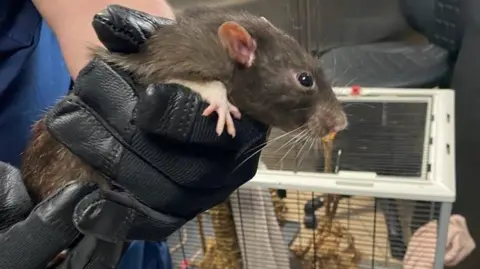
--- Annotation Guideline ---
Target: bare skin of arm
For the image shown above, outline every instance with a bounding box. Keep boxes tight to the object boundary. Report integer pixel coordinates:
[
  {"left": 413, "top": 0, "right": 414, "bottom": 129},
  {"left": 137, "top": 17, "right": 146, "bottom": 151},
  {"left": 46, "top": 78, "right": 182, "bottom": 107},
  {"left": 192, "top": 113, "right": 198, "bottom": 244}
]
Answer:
[{"left": 32, "top": 0, "right": 175, "bottom": 79}]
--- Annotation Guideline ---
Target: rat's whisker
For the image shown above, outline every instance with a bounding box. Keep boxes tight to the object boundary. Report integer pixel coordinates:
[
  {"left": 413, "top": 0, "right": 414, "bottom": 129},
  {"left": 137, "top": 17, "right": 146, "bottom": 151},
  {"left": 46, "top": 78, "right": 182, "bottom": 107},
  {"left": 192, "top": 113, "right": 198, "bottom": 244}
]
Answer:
[
  {"left": 292, "top": 129, "right": 309, "bottom": 145},
  {"left": 233, "top": 125, "right": 309, "bottom": 172},
  {"left": 265, "top": 124, "right": 306, "bottom": 145},
  {"left": 278, "top": 131, "right": 310, "bottom": 169},
  {"left": 244, "top": 125, "right": 306, "bottom": 155},
  {"left": 231, "top": 146, "right": 267, "bottom": 173},
  {"left": 314, "top": 137, "right": 322, "bottom": 151},
  {"left": 344, "top": 75, "right": 359, "bottom": 87},
  {"left": 299, "top": 137, "right": 313, "bottom": 165},
  {"left": 295, "top": 136, "right": 311, "bottom": 168},
  {"left": 307, "top": 137, "right": 316, "bottom": 154},
  {"left": 274, "top": 129, "right": 308, "bottom": 153},
  {"left": 277, "top": 141, "right": 298, "bottom": 169}
]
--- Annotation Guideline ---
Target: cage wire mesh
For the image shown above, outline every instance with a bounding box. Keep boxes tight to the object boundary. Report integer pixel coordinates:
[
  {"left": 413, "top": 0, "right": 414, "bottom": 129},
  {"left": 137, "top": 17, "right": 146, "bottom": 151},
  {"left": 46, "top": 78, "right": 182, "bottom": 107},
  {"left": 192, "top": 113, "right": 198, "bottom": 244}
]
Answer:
[
  {"left": 261, "top": 101, "right": 430, "bottom": 178},
  {"left": 167, "top": 191, "right": 441, "bottom": 269}
]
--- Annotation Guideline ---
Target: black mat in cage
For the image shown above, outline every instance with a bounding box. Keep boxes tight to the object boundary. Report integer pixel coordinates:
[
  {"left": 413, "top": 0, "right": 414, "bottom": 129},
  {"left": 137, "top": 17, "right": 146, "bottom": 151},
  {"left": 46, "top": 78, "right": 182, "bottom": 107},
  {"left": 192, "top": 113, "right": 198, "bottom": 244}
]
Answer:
[{"left": 317, "top": 101, "right": 429, "bottom": 178}]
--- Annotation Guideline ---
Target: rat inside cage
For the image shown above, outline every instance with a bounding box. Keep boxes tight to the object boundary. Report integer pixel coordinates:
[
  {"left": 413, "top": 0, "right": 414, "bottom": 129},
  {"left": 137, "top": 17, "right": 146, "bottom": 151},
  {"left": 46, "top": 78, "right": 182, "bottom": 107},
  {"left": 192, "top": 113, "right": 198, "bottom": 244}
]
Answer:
[{"left": 166, "top": 87, "right": 455, "bottom": 269}]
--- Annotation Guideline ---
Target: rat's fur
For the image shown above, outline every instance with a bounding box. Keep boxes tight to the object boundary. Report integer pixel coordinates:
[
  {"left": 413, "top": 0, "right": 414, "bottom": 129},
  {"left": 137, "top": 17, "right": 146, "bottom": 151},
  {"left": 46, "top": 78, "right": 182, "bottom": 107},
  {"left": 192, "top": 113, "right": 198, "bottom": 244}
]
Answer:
[
  {"left": 95, "top": 7, "right": 345, "bottom": 137},
  {"left": 21, "top": 7, "right": 346, "bottom": 202}
]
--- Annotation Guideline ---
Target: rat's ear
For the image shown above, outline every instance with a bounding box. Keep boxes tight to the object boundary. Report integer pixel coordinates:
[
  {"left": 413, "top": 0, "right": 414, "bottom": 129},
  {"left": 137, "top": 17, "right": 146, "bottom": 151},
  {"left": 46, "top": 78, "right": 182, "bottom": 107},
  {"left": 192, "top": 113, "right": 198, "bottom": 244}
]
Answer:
[{"left": 218, "top": 21, "right": 257, "bottom": 68}]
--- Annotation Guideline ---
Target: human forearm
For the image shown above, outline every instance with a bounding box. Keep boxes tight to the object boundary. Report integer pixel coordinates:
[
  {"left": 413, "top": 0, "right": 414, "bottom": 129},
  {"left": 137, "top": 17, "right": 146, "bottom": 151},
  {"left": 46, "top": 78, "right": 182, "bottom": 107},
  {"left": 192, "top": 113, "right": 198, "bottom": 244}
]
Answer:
[{"left": 33, "top": 0, "right": 175, "bottom": 79}]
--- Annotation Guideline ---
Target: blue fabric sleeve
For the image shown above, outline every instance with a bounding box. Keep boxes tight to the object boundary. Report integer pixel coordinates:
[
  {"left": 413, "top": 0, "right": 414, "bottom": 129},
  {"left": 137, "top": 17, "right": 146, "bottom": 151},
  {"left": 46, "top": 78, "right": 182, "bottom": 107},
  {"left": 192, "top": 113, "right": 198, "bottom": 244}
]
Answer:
[
  {"left": 116, "top": 241, "right": 173, "bottom": 269},
  {"left": 0, "top": 17, "right": 70, "bottom": 167}
]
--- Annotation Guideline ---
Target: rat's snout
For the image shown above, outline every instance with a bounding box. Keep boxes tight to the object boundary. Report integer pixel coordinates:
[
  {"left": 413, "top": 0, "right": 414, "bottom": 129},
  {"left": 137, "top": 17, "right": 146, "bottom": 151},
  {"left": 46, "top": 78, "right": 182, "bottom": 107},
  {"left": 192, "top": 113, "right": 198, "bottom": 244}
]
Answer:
[
  {"left": 324, "top": 109, "right": 348, "bottom": 134},
  {"left": 331, "top": 110, "right": 348, "bottom": 133},
  {"left": 307, "top": 101, "right": 348, "bottom": 138}
]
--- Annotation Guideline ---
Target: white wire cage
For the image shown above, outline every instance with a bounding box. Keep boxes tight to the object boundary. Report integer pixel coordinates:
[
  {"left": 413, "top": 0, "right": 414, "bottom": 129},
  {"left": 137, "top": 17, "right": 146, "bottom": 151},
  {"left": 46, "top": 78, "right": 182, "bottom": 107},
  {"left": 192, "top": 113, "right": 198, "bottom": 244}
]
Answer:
[{"left": 166, "top": 87, "right": 455, "bottom": 269}]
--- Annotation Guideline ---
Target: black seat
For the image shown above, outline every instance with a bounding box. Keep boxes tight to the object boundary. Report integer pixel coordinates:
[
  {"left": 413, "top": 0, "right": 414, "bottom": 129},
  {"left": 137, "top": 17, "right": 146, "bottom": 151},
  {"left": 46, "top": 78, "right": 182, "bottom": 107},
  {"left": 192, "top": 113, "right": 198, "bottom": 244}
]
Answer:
[
  {"left": 318, "top": 0, "right": 463, "bottom": 89},
  {"left": 319, "top": 42, "right": 450, "bottom": 88}
]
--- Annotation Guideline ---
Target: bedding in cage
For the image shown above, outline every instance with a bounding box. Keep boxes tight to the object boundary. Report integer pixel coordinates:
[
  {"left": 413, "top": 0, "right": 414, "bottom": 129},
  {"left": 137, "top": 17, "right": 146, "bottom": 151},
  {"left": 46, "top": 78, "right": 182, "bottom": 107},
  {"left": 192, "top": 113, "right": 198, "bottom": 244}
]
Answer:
[{"left": 166, "top": 88, "right": 455, "bottom": 269}]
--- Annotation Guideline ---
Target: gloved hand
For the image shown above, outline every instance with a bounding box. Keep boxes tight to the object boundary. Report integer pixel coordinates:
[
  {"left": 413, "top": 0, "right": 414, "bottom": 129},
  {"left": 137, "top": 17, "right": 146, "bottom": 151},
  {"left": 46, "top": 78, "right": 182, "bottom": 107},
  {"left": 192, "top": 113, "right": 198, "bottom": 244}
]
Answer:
[
  {"left": 0, "top": 162, "right": 97, "bottom": 269},
  {"left": 46, "top": 4, "right": 268, "bottom": 244},
  {"left": 0, "top": 5, "right": 267, "bottom": 269}
]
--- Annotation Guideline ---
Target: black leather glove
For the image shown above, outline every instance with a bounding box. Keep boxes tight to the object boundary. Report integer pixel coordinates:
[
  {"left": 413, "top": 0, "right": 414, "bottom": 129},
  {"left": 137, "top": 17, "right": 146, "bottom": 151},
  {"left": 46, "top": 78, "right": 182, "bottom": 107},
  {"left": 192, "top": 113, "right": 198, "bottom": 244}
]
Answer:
[
  {"left": 0, "top": 162, "right": 97, "bottom": 269},
  {"left": 0, "top": 6, "right": 267, "bottom": 269},
  {"left": 46, "top": 4, "right": 268, "bottom": 245}
]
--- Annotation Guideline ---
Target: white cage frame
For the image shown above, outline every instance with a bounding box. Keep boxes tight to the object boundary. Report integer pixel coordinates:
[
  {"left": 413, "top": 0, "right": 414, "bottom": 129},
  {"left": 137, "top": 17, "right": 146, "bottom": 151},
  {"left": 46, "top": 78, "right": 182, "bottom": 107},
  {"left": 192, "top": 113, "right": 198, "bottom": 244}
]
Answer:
[
  {"left": 246, "top": 87, "right": 456, "bottom": 203},
  {"left": 168, "top": 88, "right": 455, "bottom": 269}
]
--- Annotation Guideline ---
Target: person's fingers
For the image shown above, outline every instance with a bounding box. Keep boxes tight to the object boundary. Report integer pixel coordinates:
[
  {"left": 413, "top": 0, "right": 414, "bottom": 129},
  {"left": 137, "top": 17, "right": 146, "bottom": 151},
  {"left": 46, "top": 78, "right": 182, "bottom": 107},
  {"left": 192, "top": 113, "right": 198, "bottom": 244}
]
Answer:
[
  {"left": 450, "top": 228, "right": 476, "bottom": 265},
  {"left": 406, "top": 216, "right": 476, "bottom": 268},
  {"left": 405, "top": 225, "right": 433, "bottom": 269},
  {"left": 457, "top": 239, "right": 476, "bottom": 264},
  {"left": 445, "top": 231, "right": 463, "bottom": 266},
  {"left": 450, "top": 215, "right": 467, "bottom": 229},
  {"left": 403, "top": 240, "right": 418, "bottom": 269},
  {"left": 445, "top": 223, "right": 460, "bottom": 250},
  {"left": 443, "top": 215, "right": 476, "bottom": 266}
]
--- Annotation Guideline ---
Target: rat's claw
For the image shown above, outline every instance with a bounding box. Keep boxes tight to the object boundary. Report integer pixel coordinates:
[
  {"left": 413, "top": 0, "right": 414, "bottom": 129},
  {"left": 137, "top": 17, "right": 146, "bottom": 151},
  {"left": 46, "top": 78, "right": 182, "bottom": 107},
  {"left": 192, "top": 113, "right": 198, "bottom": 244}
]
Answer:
[
  {"left": 202, "top": 98, "right": 238, "bottom": 138},
  {"left": 226, "top": 114, "right": 236, "bottom": 137},
  {"left": 229, "top": 104, "right": 242, "bottom": 119},
  {"left": 216, "top": 110, "right": 226, "bottom": 136},
  {"left": 202, "top": 104, "right": 217, "bottom": 116},
  {"left": 203, "top": 103, "right": 229, "bottom": 136}
]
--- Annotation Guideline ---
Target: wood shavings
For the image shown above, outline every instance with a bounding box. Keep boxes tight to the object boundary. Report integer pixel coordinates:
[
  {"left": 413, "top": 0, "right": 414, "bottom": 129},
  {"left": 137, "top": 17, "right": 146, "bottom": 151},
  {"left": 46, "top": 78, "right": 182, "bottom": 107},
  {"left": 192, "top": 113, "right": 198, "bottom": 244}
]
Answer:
[
  {"left": 270, "top": 188, "right": 288, "bottom": 226},
  {"left": 292, "top": 134, "right": 362, "bottom": 269},
  {"left": 191, "top": 201, "right": 242, "bottom": 269}
]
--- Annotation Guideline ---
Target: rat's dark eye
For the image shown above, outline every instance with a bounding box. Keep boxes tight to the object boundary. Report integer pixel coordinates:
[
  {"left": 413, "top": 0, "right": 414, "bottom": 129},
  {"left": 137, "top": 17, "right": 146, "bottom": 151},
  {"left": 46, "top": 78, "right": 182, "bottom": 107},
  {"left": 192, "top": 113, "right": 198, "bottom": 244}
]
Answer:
[{"left": 297, "top": 72, "right": 314, "bottom": 88}]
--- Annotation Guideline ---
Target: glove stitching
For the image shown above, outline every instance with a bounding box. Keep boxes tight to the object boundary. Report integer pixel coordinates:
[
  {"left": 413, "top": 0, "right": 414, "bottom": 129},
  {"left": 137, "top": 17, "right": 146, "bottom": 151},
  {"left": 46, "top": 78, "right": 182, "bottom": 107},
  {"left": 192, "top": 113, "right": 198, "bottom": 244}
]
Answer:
[
  {"left": 75, "top": 198, "right": 134, "bottom": 242},
  {"left": 155, "top": 93, "right": 174, "bottom": 132},
  {"left": 112, "top": 203, "right": 132, "bottom": 241},
  {"left": 137, "top": 13, "right": 161, "bottom": 28},
  {"left": 76, "top": 199, "right": 100, "bottom": 219},
  {"left": 95, "top": 16, "right": 139, "bottom": 47},
  {"left": 76, "top": 199, "right": 126, "bottom": 241},
  {"left": 108, "top": 141, "right": 122, "bottom": 175},
  {"left": 182, "top": 97, "right": 194, "bottom": 137},
  {"left": 113, "top": 207, "right": 135, "bottom": 240},
  {"left": 184, "top": 97, "right": 196, "bottom": 138},
  {"left": 171, "top": 93, "right": 197, "bottom": 140}
]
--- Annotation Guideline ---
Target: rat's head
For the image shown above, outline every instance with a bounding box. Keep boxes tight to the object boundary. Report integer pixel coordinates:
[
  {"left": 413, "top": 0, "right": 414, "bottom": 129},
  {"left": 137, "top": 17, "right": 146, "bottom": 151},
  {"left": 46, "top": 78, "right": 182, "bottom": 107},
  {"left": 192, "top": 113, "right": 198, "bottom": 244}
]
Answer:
[
  {"left": 216, "top": 16, "right": 348, "bottom": 138},
  {"left": 109, "top": 8, "right": 347, "bottom": 138}
]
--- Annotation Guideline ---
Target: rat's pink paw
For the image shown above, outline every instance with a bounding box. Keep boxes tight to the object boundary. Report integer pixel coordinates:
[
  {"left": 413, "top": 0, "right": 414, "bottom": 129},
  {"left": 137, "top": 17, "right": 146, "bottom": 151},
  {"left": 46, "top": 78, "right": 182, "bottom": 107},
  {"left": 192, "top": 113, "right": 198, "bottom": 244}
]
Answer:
[{"left": 202, "top": 99, "right": 241, "bottom": 137}]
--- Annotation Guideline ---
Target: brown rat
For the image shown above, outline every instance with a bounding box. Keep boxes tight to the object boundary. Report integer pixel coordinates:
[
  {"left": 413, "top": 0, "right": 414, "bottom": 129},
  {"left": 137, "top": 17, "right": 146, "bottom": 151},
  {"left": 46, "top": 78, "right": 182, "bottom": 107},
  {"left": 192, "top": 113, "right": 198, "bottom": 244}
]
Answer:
[{"left": 21, "top": 6, "right": 347, "bottom": 202}]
